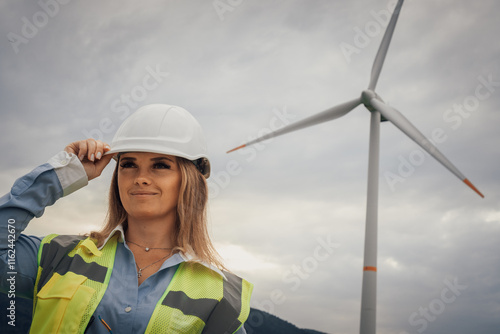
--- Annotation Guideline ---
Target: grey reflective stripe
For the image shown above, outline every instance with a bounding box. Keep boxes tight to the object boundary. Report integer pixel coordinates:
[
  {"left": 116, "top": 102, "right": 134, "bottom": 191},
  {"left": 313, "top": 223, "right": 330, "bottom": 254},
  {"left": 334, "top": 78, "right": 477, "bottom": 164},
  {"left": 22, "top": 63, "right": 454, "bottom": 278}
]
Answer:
[
  {"left": 203, "top": 271, "right": 244, "bottom": 334},
  {"left": 38, "top": 235, "right": 84, "bottom": 290},
  {"left": 38, "top": 235, "right": 107, "bottom": 291},
  {"left": 160, "top": 270, "right": 245, "bottom": 334},
  {"left": 162, "top": 290, "right": 218, "bottom": 323},
  {"left": 54, "top": 254, "right": 107, "bottom": 282}
]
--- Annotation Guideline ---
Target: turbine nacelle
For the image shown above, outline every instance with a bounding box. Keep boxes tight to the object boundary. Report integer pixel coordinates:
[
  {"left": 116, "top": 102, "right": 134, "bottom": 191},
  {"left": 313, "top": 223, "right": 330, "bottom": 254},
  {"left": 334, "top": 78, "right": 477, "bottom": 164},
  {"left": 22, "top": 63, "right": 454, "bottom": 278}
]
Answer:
[
  {"left": 361, "top": 90, "right": 389, "bottom": 122},
  {"left": 361, "top": 90, "right": 383, "bottom": 112}
]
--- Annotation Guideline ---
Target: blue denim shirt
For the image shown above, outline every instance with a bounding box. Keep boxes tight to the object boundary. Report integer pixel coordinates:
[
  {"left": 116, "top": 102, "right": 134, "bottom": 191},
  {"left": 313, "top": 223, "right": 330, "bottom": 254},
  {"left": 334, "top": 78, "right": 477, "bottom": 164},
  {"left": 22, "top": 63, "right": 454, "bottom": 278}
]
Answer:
[{"left": 0, "top": 151, "right": 246, "bottom": 333}]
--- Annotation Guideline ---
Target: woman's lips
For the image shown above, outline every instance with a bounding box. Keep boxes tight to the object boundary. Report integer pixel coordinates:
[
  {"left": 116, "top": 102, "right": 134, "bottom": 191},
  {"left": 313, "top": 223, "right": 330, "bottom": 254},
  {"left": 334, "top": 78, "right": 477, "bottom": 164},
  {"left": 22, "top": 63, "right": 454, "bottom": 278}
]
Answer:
[{"left": 130, "top": 191, "right": 158, "bottom": 196}]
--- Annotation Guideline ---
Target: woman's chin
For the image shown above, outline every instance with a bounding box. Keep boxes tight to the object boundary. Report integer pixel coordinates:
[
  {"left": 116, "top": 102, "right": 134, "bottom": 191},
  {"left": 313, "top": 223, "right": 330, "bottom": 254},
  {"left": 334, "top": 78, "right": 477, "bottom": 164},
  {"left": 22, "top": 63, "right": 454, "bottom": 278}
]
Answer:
[{"left": 126, "top": 210, "right": 172, "bottom": 222}]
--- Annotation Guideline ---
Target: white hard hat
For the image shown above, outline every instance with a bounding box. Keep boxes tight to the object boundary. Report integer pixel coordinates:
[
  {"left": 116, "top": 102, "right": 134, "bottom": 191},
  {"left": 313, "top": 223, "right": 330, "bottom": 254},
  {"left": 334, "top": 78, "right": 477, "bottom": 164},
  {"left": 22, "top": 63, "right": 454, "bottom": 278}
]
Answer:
[{"left": 106, "top": 104, "right": 211, "bottom": 178}]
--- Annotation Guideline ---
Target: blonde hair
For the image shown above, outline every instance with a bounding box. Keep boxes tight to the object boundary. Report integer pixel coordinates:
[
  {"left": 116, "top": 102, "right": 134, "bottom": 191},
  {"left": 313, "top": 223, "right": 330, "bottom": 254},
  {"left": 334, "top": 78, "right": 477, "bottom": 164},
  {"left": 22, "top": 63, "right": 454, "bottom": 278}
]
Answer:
[{"left": 90, "top": 157, "right": 226, "bottom": 270}]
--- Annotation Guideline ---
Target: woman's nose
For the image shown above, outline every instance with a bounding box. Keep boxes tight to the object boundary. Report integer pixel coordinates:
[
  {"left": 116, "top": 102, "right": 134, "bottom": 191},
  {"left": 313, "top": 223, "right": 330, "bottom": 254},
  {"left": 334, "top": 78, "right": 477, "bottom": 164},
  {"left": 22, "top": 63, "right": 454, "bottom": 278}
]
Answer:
[{"left": 134, "top": 169, "right": 152, "bottom": 185}]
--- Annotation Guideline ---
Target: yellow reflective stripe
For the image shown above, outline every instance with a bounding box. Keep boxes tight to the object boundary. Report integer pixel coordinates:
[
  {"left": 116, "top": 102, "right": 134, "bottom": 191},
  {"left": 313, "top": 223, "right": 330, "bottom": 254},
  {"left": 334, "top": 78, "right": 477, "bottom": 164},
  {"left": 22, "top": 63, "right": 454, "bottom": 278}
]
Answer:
[
  {"left": 172, "top": 262, "right": 223, "bottom": 300},
  {"left": 36, "top": 233, "right": 54, "bottom": 267},
  {"left": 32, "top": 266, "right": 43, "bottom": 318},
  {"left": 238, "top": 279, "right": 253, "bottom": 324}
]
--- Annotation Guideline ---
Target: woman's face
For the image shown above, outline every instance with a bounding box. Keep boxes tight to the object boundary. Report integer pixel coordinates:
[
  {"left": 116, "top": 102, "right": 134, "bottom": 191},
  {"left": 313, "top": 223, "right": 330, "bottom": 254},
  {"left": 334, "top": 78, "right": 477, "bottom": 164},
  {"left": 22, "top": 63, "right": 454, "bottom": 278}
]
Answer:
[{"left": 117, "top": 152, "right": 182, "bottom": 223}]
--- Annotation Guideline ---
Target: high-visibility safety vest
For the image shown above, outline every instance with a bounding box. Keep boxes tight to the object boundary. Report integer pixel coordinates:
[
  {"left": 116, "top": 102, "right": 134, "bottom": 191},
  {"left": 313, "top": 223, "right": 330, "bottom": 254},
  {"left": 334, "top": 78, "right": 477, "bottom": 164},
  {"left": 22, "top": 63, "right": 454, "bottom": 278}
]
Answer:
[{"left": 31, "top": 234, "right": 253, "bottom": 334}]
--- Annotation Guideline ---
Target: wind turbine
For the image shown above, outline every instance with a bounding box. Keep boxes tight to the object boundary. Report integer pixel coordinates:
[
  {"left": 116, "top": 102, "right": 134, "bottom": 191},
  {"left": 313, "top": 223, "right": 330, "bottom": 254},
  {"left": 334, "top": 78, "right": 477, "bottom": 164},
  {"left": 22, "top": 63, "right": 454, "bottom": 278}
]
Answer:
[{"left": 227, "top": 0, "right": 484, "bottom": 333}]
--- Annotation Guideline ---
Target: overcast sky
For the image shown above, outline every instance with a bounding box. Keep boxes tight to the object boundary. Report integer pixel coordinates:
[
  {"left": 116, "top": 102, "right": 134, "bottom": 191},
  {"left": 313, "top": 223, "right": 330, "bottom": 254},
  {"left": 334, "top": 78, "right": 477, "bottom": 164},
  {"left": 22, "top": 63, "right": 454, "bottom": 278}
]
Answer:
[{"left": 1, "top": 0, "right": 499, "bottom": 333}]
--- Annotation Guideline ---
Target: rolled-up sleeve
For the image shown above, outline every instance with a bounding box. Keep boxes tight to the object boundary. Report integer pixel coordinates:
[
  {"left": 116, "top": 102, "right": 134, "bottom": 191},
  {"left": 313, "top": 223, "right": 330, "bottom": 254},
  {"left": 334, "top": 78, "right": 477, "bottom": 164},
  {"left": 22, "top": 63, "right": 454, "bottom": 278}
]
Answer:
[{"left": 0, "top": 152, "right": 88, "bottom": 299}]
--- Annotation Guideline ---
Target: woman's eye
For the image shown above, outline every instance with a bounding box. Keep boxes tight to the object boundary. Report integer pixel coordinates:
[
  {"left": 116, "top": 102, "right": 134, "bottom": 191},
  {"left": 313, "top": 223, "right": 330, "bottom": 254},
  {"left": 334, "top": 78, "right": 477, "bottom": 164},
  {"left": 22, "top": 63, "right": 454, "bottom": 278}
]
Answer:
[
  {"left": 119, "top": 162, "right": 136, "bottom": 168},
  {"left": 154, "top": 162, "right": 171, "bottom": 169}
]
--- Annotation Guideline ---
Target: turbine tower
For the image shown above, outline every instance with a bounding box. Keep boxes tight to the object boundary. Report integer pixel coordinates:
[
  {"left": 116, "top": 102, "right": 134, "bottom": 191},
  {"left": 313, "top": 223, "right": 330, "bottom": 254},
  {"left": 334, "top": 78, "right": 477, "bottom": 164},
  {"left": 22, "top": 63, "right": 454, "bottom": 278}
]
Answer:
[{"left": 227, "top": 1, "right": 484, "bottom": 333}]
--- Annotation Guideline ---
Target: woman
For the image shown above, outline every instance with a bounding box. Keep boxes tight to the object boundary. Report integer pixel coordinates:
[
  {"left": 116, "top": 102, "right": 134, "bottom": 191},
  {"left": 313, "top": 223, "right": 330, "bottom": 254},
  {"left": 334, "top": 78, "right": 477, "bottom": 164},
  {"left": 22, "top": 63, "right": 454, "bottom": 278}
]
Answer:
[{"left": 0, "top": 104, "right": 252, "bottom": 333}]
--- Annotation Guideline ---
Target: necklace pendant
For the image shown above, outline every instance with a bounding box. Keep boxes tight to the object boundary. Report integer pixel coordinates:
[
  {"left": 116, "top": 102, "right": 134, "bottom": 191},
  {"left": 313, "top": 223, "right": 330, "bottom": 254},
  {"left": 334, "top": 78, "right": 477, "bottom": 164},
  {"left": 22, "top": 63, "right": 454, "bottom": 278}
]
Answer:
[
  {"left": 137, "top": 269, "right": 142, "bottom": 278},
  {"left": 145, "top": 247, "right": 150, "bottom": 252}
]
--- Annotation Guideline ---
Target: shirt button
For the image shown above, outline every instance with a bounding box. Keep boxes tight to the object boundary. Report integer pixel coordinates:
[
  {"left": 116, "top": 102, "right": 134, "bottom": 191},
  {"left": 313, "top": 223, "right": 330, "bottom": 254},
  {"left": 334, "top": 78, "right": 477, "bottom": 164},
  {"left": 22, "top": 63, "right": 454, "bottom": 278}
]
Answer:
[{"left": 125, "top": 306, "right": 132, "bottom": 313}]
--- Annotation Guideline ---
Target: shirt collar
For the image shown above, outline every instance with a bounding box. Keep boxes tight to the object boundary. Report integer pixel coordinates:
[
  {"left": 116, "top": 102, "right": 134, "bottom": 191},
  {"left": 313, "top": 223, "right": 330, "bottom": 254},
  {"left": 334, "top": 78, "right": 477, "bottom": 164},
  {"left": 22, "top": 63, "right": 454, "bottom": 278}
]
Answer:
[
  {"left": 98, "top": 223, "right": 126, "bottom": 250},
  {"left": 98, "top": 223, "right": 227, "bottom": 280}
]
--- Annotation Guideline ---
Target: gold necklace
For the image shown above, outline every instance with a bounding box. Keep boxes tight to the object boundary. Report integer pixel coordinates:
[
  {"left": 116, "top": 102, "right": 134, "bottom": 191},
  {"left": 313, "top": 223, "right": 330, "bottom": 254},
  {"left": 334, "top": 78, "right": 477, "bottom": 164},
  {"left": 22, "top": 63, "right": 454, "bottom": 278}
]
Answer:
[{"left": 127, "top": 239, "right": 173, "bottom": 252}]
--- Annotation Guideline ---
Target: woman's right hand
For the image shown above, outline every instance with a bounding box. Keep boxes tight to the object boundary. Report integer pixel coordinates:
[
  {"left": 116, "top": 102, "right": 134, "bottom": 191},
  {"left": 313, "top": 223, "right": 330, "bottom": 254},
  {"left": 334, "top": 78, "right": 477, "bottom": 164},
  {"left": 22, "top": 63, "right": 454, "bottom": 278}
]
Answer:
[{"left": 64, "top": 139, "right": 114, "bottom": 181}]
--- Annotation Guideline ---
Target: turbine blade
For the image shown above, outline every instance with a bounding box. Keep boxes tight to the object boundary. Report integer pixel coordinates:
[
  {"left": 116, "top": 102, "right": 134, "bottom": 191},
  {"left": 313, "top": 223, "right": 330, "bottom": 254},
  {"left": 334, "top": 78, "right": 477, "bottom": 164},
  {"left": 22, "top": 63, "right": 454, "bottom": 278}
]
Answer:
[
  {"left": 370, "top": 98, "right": 484, "bottom": 198},
  {"left": 227, "top": 97, "right": 361, "bottom": 153},
  {"left": 368, "top": 0, "right": 405, "bottom": 91}
]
